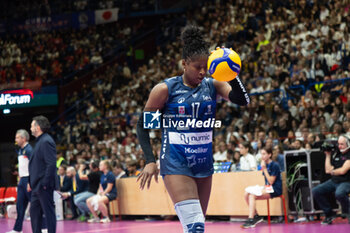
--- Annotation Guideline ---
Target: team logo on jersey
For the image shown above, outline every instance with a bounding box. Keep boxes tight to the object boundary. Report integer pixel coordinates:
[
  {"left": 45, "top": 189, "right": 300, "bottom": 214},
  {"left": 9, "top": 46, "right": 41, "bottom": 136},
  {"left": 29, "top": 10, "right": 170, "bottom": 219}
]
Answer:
[
  {"left": 186, "top": 155, "right": 197, "bottom": 168},
  {"left": 192, "top": 93, "right": 198, "bottom": 98},
  {"left": 143, "top": 110, "right": 161, "bottom": 129},
  {"left": 202, "top": 95, "right": 212, "bottom": 101},
  {"left": 175, "top": 90, "right": 188, "bottom": 94},
  {"left": 204, "top": 105, "right": 212, "bottom": 115},
  {"left": 178, "top": 106, "right": 185, "bottom": 115},
  {"left": 169, "top": 131, "right": 212, "bottom": 145},
  {"left": 177, "top": 97, "right": 185, "bottom": 103}
]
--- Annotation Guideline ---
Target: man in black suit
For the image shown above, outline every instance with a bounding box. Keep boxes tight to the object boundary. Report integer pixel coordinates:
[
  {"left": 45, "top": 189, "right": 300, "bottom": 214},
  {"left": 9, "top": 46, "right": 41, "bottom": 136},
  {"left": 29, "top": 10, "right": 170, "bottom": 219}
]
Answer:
[
  {"left": 57, "top": 165, "right": 71, "bottom": 219},
  {"left": 58, "top": 165, "right": 71, "bottom": 192},
  {"left": 28, "top": 115, "right": 57, "bottom": 233}
]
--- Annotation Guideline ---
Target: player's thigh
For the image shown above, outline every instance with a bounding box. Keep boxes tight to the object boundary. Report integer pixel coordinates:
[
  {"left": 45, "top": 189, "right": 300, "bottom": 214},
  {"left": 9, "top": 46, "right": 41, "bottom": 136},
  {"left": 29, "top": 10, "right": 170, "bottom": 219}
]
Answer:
[
  {"left": 164, "top": 175, "right": 199, "bottom": 204},
  {"left": 195, "top": 176, "right": 212, "bottom": 214}
]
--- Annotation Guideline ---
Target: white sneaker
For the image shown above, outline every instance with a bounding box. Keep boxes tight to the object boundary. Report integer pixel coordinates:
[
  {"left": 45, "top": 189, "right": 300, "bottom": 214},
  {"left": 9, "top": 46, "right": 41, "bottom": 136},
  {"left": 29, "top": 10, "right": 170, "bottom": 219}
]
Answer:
[
  {"left": 100, "top": 217, "right": 111, "bottom": 223},
  {"left": 6, "top": 231, "right": 22, "bottom": 233},
  {"left": 88, "top": 217, "right": 100, "bottom": 223},
  {"left": 42, "top": 229, "right": 48, "bottom": 233}
]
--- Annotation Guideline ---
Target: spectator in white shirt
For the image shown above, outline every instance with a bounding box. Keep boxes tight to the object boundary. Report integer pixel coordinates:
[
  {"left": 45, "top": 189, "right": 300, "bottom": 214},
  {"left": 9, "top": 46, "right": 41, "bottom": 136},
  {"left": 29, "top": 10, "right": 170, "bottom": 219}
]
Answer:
[
  {"left": 213, "top": 141, "right": 228, "bottom": 162},
  {"left": 239, "top": 141, "right": 257, "bottom": 171}
]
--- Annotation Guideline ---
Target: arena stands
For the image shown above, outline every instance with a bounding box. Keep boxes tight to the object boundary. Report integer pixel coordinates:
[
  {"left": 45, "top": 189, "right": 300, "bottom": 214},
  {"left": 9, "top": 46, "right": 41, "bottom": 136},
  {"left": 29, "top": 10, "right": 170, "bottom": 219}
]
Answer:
[
  {"left": 1, "top": 0, "right": 350, "bottom": 175},
  {"left": 51, "top": 0, "right": 350, "bottom": 174}
]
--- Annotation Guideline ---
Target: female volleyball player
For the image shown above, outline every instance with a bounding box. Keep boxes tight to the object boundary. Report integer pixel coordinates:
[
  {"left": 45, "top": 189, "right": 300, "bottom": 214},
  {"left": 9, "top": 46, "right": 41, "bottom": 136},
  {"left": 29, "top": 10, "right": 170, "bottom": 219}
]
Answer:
[
  {"left": 137, "top": 25, "right": 249, "bottom": 232},
  {"left": 242, "top": 147, "right": 282, "bottom": 228}
]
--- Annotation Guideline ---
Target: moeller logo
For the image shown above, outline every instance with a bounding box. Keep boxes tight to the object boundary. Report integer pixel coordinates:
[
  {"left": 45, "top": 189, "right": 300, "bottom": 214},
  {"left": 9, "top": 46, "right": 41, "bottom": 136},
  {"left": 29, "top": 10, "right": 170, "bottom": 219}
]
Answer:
[{"left": 0, "top": 89, "right": 34, "bottom": 106}]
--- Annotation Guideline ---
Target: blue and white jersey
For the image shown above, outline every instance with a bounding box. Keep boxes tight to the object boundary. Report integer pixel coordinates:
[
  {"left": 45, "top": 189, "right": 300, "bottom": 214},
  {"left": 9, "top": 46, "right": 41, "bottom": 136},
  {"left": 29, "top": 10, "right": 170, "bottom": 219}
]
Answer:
[
  {"left": 18, "top": 143, "right": 33, "bottom": 177},
  {"left": 160, "top": 76, "right": 217, "bottom": 177}
]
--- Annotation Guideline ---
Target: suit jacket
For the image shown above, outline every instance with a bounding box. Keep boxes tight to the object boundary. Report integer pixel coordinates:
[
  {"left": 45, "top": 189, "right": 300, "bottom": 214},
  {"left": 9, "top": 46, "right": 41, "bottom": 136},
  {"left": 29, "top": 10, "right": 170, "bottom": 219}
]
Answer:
[
  {"left": 58, "top": 175, "right": 72, "bottom": 192},
  {"left": 29, "top": 133, "right": 57, "bottom": 191},
  {"left": 69, "top": 173, "right": 89, "bottom": 196}
]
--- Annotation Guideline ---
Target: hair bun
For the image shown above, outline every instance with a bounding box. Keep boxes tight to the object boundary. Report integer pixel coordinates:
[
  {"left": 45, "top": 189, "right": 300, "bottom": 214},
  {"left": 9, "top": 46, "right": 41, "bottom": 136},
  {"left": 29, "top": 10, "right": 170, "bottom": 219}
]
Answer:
[
  {"left": 181, "top": 25, "right": 209, "bottom": 60},
  {"left": 181, "top": 25, "right": 203, "bottom": 45}
]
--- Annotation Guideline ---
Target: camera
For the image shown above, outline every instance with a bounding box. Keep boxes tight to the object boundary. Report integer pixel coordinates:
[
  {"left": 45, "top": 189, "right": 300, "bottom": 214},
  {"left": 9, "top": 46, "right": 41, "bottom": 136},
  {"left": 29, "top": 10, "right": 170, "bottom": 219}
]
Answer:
[{"left": 320, "top": 142, "right": 336, "bottom": 152}]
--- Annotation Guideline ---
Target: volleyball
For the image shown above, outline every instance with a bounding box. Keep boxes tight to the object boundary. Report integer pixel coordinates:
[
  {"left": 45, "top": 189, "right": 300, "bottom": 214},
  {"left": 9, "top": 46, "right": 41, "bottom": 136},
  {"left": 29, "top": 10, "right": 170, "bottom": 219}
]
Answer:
[{"left": 207, "top": 47, "right": 241, "bottom": 82}]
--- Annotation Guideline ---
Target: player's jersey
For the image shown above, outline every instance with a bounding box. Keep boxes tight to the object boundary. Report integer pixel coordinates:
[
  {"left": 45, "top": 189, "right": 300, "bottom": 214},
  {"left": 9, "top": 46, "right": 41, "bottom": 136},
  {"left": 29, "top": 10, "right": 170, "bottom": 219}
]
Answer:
[
  {"left": 160, "top": 76, "right": 217, "bottom": 177},
  {"left": 18, "top": 143, "right": 32, "bottom": 177}
]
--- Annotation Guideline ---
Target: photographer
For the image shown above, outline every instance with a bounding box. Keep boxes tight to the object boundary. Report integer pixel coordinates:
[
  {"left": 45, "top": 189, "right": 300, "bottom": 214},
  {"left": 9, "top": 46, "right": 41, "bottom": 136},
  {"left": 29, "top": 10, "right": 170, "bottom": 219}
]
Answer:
[{"left": 312, "top": 135, "right": 350, "bottom": 225}]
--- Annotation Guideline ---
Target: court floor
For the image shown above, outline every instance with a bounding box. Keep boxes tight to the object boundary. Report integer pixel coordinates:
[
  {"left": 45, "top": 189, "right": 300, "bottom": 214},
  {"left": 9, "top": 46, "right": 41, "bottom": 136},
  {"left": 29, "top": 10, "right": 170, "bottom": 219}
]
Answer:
[{"left": 1, "top": 218, "right": 349, "bottom": 233}]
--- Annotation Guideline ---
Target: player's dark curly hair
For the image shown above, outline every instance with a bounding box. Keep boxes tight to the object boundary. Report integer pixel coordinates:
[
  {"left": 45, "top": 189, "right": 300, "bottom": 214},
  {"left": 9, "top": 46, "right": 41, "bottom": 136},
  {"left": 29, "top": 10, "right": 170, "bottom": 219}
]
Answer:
[{"left": 181, "top": 25, "right": 209, "bottom": 61}]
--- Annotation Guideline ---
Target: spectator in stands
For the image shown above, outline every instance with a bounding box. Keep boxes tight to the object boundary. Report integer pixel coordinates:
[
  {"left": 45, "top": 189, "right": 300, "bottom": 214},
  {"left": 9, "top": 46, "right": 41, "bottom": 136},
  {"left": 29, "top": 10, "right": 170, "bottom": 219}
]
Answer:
[
  {"left": 126, "top": 160, "right": 140, "bottom": 177},
  {"left": 90, "top": 52, "right": 103, "bottom": 67},
  {"left": 87, "top": 160, "right": 117, "bottom": 223},
  {"left": 276, "top": 118, "right": 289, "bottom": 139},
  {"left": 74, "top": 160, "right": 101, "bottom": 222},
  {"left": 242, "top": 147, "right": 282, "bottom": 228},
  {"left": 56, "top": 150, "right": 67, "bottom": 169},
  {"left": 230, "top": 149, "right": 241, "bottom": 172},
  {"left": 137, "top": 158, "right": 146, "bottom": 172},
  {"left": 214, "top": 141, "right": 228, "bottom": 162},
  {"left": 239, "top": 141, "right": 257, "bottom": 171},
  {"left": 112, "top": 160, "right": 127, "bottom": 179},
  {"left": 272, "top": 145, "right": 285, "bottom": 172},
  {"left": 226, "top": 149, "right": 234, "bottom": 162}
]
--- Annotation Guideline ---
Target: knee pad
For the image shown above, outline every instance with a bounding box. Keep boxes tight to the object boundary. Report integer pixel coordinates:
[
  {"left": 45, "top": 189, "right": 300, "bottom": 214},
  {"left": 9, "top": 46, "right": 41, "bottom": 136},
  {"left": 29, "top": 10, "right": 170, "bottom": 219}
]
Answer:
[{"left": 174, "top": 199, "right": 205, "bottom": 233}]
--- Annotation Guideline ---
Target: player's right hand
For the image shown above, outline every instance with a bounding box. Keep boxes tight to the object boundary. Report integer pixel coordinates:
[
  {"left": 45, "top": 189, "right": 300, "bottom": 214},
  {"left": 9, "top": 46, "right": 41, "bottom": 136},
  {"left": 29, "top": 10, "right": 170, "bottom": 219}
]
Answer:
[
  {"left": 137, "top": 162, "right": 159, "bottom": 190},
  {"left": 27, "top": 183, "right": 31, "bottom": 192}
]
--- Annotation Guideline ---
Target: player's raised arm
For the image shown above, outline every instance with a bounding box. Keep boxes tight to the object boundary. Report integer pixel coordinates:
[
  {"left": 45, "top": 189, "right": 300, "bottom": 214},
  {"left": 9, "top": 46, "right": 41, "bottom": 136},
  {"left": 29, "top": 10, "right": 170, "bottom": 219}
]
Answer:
[{"left": 213, "top": 77, "right": 250, "bottom": 106}]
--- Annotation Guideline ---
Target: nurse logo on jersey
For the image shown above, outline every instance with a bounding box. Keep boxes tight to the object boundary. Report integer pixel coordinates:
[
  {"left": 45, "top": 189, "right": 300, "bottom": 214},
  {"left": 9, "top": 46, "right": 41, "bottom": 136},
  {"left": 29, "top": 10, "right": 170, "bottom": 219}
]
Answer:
[
  {"left": 178, "top": 106, "right": 185, "bottom": 115},
  {"left": 144, "top": 110, "right": 161, "bottom": 129}
]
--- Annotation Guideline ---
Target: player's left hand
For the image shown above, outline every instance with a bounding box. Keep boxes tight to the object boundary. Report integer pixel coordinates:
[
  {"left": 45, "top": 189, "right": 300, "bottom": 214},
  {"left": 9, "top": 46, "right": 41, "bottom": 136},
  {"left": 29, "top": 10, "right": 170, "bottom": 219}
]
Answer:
[{"left": 137, "top": 162, "right": 159, "bottom": 190}]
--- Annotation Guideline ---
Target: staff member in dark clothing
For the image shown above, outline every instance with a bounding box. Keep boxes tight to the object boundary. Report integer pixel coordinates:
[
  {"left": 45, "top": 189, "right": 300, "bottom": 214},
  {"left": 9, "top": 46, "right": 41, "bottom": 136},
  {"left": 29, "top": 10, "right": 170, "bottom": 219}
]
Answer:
[
  {"left": 28, "top": 115, "right": 57, "bottom": 233},
  {"left": 57, "top": 165, "right": 71, "bottom": 219},
  {"left": 312, "top": 135, "right": 350, "bottom": 225}
]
